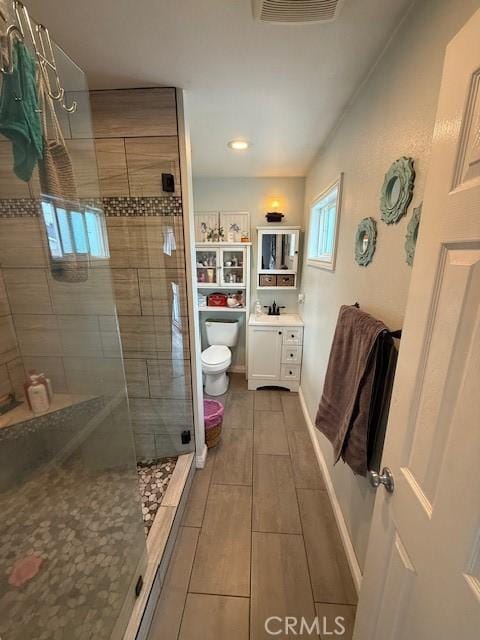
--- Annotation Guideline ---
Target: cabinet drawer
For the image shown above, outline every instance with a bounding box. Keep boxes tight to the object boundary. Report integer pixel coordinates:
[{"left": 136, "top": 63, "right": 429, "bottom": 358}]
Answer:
[
  {"left": 259, "top": 274, "right": 276, "bottom": 287},
  {"left": 282, "top": 328, "right": 303, "bottom": 345},
  {"left": 281, "top": 345, "right": 302, "bottom": 364},
  {"left": 277, "top": 274, "right": 295, "bottom": 287},
  {"left": 281, "top": 364, "right": 301, "bottom": 381}
]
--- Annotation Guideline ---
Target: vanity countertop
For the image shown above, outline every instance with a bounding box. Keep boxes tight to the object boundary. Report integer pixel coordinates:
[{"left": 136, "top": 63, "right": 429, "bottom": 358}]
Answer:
[{"left": 248, "top": 312, "right": 304, "bottom": 327}]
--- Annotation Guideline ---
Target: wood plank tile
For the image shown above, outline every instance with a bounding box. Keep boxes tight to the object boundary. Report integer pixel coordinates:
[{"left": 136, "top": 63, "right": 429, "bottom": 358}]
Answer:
[
  {"left": 287, "top": 430, "right": 326, "bottom": 489},
  {"left": 315, "top": 603, "right": 356, "bottom": 640},
  {"left": 189, "top": 484, "right": 251, "bottom": 597},
  {"left": 148, "top": 526, "right": 199, "bottom": 640},
  {"left": 66, "top": 139, "right": 100, "bottom": 198},
  {"left": 253, "top": 454, "right": 301, "bottom": 534},
  {"left": 281, "top": 393, "right": 307, "bottom": 430},
  {"left": 111, "top": 269, "right": 142, "bottom": 315},
  {"left": 254, "top": 390, "right": 283, "bottom": 411},
  {"left": 254, "top": 411, "right": 289, "bottom": 455},
  {"left": 87, "top": 88, "right": 177, "bottom": 138},
  {"left": 95, "top": 138, "right": 130, "bottom": 196},
  {"left": 0, "top": 141, "right": 30, "bottom": 197},
  {"left": 251, "top": 532, "right": 316, "bottom": 640},
  {"left": 297, "top": 489, "right": 357, "bottom": 605},
  {"left": 212, "top": 429, "right": 253, "bottom": 486},
  {"left": 229, "top": 373, "right": 248, "bottom": 391},
  {"left": 182, "top": 450, "right": 216, "bottom": 527},
  {"left": 124, "top": 359, "right": 149, "bottom": 398},
  {"left": 178, "top": 594, "right": 249, "bottom": 640},
  {"left": 223, "top": 392, "right": 254, "bottom": 429},
  {"left": 125, "top": 137, "right": 180, "bottom": 196}
]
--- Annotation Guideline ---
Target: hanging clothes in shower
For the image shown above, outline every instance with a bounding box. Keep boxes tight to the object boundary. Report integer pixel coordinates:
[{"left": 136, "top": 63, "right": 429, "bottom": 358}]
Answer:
[{"left": 0, "top": 41, "right": 43, "bottom": 181}]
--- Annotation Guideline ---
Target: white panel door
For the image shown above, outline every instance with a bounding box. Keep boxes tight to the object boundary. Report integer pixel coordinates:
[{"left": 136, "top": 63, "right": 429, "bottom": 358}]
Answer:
[
  {"left": 248, "top": 326, "right": 282, "bottom": 380},
  {"left": 354, "top": 10, "right": 480, "bottom": 640}
]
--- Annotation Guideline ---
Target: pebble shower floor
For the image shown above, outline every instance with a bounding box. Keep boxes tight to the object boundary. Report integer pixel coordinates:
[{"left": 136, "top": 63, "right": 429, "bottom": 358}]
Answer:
[{"left": 137, "top": 457, "right": 177, "bottom": 536}]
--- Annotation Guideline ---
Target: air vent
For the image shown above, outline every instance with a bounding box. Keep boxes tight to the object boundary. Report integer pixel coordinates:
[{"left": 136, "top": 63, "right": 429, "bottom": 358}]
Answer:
[{"left": 252, "top": 0, "right": 345, "bottom": 24}]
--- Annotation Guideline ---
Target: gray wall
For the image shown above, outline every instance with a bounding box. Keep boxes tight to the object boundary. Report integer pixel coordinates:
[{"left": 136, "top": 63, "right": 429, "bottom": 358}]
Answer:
[{"left": 300, "top": 0, "right": 480, "bottom": 571}]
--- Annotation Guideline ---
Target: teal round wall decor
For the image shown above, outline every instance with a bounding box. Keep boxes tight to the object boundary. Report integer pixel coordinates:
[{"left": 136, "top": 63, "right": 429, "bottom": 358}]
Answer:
[
  {"left": 405, "top": 203, "right": 422, "bottom": 266},
  {"left": 380, "top": 157, "right": 415, "bottom": 224},
  {"left": 355, "top": 217, "right": 377, "bottom": 266}
]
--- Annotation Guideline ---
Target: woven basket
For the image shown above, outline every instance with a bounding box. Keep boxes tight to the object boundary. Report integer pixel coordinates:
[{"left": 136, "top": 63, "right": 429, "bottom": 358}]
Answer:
[{"left": 205, "top": 420, "right": 223, "bottom": 448}]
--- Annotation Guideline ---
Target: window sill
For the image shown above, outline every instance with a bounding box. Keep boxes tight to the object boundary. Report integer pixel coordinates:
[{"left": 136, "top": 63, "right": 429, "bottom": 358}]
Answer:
[{"left": 306, "top": 258, "right": 335, "bottom": 271}]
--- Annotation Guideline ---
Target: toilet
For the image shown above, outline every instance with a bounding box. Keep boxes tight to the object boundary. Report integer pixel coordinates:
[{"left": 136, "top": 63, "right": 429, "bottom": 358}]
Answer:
[{"left": 201, "top": 319, "right": 239, "bottom": 396}]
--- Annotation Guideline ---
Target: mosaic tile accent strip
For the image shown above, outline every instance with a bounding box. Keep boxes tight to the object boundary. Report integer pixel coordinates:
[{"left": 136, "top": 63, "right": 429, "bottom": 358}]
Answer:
[
  {"left": 137, "top": 457, "right": 177, "bottom": 536},
  {"left": 0, "top": 196, "right": 183, "bottom": 218}
]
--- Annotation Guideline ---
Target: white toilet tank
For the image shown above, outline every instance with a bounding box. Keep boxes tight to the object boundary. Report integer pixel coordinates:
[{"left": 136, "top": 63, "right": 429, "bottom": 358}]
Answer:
[{"left": 205, "top": 320, "right": 239, "bottom": 347}]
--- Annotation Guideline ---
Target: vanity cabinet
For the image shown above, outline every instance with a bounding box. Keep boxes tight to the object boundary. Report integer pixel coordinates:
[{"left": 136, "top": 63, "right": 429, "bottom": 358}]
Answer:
[{"left": 247, "top": 314, "right": 304, "bottom": 391}]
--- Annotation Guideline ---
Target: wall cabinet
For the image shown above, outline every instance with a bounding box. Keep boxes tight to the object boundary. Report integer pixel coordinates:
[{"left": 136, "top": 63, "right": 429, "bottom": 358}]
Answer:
[
  {"left": 248, "top": 314, "right": 304, "bottom": 391},
  {"left": 256, "top": 226, "right": 301, "bottom": 290}
]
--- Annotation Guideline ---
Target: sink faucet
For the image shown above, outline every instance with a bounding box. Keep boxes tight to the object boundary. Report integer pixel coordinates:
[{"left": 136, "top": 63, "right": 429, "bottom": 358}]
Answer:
[{"left": 263, "top": 301, "right": 286, "bottom": 316}]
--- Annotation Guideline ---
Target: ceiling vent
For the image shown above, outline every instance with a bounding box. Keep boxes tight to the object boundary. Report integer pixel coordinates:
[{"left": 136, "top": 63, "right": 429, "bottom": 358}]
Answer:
[{"left": 252, "top": 0, "right": 345, "bottom": 24}]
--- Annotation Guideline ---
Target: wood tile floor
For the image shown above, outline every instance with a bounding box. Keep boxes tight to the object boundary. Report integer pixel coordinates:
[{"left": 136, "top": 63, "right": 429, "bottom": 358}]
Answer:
[{"left": 147, "top": 375, "right": 357, "bottom": 640}]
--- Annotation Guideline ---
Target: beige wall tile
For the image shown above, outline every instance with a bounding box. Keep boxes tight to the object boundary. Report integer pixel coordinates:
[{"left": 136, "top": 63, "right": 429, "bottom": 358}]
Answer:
[
  {"left": 133, "top": 432, "right": 156, "bottom": 461},
  {"left": 95, "top": 138, "right": 130, "bottom": 196},
  {"left": 48, "top": 269, "right": 116, "bottom": 315},
  {"left": 124, "top": 359, "right": 149, "bottom": 398},
  {"left": 0, "top": 141, "right": 31, "bottom": 198},
  {"left": 57, "top": 315, "right": 103, "bottom": 357},
  {"left": 138, "top": 268, "right": 187, "bottom": 316},
  {"left": 86, "top": 88, "right": 177, "bottom": 138},
  {"left": 129, "top": 397, "right": 193, "bottom": 435},
  {"left": 0, "top": 315, "right": 19, "bottom": 364},
  {"left": 3, "top": 268, "right": 53, "bottom": 315},
  {"left": 13, "top": 314, "right": 61, "bottom": 357},
  {"left": 63, "top": 356, "right": 125, "bottom": 396},
  {"left": 147, "top": 359, "right": 192, "bottom": 399},
  {"left": 66, "top": 139, "right": 100, "bottom": 198},
  {"left": 111, "top": 269, "right": 141, "bottom": 315},
  {"left": 0, "top": 271, "right": 10, "bottom": 316},
  {"left": 118, "top": 315, "right": 190, "bottom": 359},
  {"left": 0, "top": 218, "right": 48, "bottom": 268},
  {"left": 6, "top": 357, "right": 26, "bottom": 399},
  {"left": 125, "top": 137, "right": 180, "bottom": 196},
  {"left": 0, "top": 363, "right": 11, "bottom": 396}
]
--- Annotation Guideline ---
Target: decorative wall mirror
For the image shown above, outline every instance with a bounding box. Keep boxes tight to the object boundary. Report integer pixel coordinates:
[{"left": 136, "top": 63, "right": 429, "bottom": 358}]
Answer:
[
  {"left": 380, "top": 157, "right": 415, "bottom": 224},
  {"left": 405, "top": 203, "right": 422, "bottom": 266},
  {"left": 355, "top": 217, "right": 377, "bottom": 266}
]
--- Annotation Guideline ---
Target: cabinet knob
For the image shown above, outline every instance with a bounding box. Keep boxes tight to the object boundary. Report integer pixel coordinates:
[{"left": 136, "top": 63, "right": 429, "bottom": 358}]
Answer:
[
  {"left": 278, "top": 331, "right": 282, "bottom": 335},
  {"left": 289, "top": 371, "right": 293, "bottom": 375}
]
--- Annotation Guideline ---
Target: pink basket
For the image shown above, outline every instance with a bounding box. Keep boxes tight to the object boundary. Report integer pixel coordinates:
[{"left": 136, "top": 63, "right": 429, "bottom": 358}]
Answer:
[{"left": 204, "top": 399, "right": 224, "bottom": 428}]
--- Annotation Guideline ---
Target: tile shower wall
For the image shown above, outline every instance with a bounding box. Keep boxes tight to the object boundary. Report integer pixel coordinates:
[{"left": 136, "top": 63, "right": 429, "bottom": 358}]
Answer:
[
  {"left": 87, "top": 88, "right": 193, "bottom": 461},
  {"left": 0, "top": 88, "right": 193, "bottom": 461}
]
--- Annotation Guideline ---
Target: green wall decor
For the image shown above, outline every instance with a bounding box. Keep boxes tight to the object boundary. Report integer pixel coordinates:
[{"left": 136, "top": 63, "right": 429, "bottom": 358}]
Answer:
[
  {"left": 405, "top": 203, "right": 422, "bottom": 266},
  {"left": 380, "top": 157, "right": 415, "bottom": 224},
  {"left": 355, "top": 217, "right": 377, "bottom": 266}
]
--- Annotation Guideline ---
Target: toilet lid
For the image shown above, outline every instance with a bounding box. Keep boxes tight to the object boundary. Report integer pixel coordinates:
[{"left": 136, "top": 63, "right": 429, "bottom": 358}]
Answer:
[{"left": 202, "top": 345, "right": 230, "bottom": 365}]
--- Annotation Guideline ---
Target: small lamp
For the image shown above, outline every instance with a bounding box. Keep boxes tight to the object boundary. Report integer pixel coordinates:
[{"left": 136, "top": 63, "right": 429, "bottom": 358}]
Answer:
[{"left": 265, "top": 198, "right": 285, "bottom": 223}]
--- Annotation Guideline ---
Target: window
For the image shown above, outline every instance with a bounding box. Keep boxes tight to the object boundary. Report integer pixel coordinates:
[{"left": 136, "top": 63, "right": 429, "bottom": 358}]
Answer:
[
  {"left": 307, "top": 174, "right": 343, "bottom": 271},
  {"left": 41, "top": 199, "right": 110, "bottom": 260}
]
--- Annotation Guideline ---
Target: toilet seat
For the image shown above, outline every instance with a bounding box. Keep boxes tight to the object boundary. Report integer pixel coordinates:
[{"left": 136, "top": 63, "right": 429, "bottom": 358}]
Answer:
[{"left": 201, "top": 345, "right": 231, "bottom": 373}]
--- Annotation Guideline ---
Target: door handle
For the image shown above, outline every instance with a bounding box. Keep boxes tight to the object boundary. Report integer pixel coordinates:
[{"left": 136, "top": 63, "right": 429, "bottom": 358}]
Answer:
[{"left": 368, "top": 467, "right": 395, "bottom": 493}]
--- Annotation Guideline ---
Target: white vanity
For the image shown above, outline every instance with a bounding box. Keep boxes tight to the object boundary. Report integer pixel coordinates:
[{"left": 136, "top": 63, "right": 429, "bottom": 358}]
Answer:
[{"left": 247, "top": 313, "right": 304, "bottom": 391}]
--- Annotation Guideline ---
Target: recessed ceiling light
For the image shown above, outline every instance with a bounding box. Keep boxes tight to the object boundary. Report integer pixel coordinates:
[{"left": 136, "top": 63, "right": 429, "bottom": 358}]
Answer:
[{"left": 227, "top": 140, "right": 251, "bottom": 151}]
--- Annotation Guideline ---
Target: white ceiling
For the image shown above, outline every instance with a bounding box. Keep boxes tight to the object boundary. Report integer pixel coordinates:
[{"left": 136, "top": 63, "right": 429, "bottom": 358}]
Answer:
[{"left": 27, "top": 0, "right": 413, "bottom": 177}]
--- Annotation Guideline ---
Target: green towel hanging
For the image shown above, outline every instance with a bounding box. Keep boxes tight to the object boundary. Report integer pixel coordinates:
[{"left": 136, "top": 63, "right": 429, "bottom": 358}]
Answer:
[{"left": 0, "top": 41, "right": 43, "bottom": 182}]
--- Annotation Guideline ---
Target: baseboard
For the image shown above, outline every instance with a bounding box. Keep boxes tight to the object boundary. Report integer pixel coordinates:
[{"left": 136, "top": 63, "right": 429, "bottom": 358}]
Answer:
[
  {"left": 196, "top": 443, "right": 208, "bottom": 469},
  {"left": 298, "top": 387, "right": 362, "bottom": 593}
]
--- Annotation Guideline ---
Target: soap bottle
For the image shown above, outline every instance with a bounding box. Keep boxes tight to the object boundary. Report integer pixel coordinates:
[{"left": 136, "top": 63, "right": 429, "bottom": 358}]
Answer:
[
  {"left": 27, "top": 375, "right": 50, "bottom": 414},
  {"left": 254, "top": 300, "right": 263, "bottom": 318},
  {"left": 38, "top": 373, "right": 53, "bottom": 401}
]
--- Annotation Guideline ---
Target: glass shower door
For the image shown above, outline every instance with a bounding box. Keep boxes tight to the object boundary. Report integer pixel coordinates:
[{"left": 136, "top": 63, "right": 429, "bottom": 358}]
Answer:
[{"left": 0, "top": 20, "right": 147, "bottom": 640}]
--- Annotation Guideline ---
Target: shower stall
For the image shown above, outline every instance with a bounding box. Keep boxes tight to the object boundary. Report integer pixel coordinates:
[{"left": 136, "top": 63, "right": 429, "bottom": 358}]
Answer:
[{"left": 0, "top": 3, "right": 197, "bottom": 638}]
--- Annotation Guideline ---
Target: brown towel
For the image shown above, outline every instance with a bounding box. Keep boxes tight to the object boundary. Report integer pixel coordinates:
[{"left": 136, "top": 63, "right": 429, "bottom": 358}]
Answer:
[{"left": 315, "top": 305, "right": 387, "bottom": 476}]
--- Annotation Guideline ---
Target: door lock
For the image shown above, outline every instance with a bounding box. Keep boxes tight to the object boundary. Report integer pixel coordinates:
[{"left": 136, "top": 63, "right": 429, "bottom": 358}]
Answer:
[{"left": 368, "top": 467, "right": 395, "bottom": 493}]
